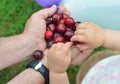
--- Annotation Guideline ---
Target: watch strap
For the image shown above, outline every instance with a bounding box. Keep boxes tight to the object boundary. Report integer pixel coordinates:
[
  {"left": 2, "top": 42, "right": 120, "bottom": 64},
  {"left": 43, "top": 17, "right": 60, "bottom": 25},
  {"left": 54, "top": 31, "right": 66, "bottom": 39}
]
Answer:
[{"left": 26, "top": 59, "right": 49, "bottom": 84}]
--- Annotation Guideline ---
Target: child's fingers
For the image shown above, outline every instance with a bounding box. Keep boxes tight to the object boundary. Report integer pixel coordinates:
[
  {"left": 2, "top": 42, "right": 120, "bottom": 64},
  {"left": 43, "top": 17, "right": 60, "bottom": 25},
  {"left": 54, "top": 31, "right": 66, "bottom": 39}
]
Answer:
[
  {"left": 61, "top": 42, "right": 72, "bottom": 52},
  {"left": 74, "top": 29, "right": 85, "bottom": 35},
  {"left": 76, "top": 22, "right": 88, "bottom": 29},
  {"left": 56, "top": 43, "right": 64, "bottom": 49},
  {"left": 49, "top": 43, "right": 57, "bottom": 51},
  {"left": 58, "top": 6, "right": 67, "bottom": 14},
  {"left": 71, "top": 35, "right": 85, "bottom": 42}
]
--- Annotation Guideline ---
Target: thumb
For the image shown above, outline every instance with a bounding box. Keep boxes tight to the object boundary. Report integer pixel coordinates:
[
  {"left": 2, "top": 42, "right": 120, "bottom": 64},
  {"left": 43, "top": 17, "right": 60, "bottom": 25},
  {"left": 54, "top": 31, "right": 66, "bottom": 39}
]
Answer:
[{"left": 36, "top": 5, "right": 57, "bottom": 19}]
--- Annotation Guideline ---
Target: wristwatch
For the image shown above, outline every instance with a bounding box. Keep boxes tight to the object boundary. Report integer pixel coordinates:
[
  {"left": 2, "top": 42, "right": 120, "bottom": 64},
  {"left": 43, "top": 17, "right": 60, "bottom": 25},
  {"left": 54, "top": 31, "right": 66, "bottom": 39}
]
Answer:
[{"left": 26, "top": 59, "right": 49, "bottom": 84}]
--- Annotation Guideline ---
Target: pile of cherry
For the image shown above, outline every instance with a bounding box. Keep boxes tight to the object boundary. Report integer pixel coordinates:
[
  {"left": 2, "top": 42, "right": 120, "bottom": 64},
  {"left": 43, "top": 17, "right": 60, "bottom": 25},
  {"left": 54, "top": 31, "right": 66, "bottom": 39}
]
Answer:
[
  {"left": 45, "top": 13, "right": 80, "bottom": 48},
  {"left": 33, "top": 13, "right": 80, "bottom": 60}
]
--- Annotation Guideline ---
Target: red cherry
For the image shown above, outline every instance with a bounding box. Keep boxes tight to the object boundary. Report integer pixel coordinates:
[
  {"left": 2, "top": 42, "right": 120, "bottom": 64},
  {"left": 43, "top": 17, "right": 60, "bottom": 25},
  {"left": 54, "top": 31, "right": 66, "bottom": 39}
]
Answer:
[
  {"left": 54, "top": 35, "right": 65, "bottom": 43},
  {"left": 73, "top": 41, "right": 80, "bottom": 45},
  {"left": 56, "top": 24, "right": 66, "bottom": 34},
  {"left": 45, "top": 30, "right": 54, "bottom": 41},
  {"left": 73, "top": 21, "right": 81, "bottom": 30},
  {"left": 64, "top": 30, "right": 74, "bottom": 41},
  {"left": 48, "top": 24, "right": 56, "bottom": 31},
  {"left": 33, "top": 50, "right": 43, "bottom": 60},
  {"left": 64, "top": 18, "right": 75, "bottom": 28},
  {"left": 54, "top": 33, "right": 61, "bottom": 38},
  {"left": 60, "top": 18, "right": 65, "bottom": 24},
  {"left": 52, "top": 13, "right": 62, "bottom": 24}
]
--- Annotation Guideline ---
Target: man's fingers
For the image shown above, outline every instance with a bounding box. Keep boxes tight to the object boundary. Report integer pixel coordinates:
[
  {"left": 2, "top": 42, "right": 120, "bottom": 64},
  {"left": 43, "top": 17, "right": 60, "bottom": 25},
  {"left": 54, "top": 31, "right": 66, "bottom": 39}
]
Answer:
[
  {"left": 34, "top": 5, "right": 70, "bottom": 19},
  {"left": 63, "top": 10, "right": 70, "bottom": 16},
  {"left": 36, "top": 5, "right": 57, "bottom": 19},
  {"left": 57, "top": 6, "right": 66, "bottom": 14}
]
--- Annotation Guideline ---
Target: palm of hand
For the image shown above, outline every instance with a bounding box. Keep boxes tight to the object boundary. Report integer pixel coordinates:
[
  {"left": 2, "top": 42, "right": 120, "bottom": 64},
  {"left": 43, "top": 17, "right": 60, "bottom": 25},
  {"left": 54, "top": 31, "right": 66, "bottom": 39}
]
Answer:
[
  {"left": 70, "top": 46, "right": 93, "bottom": 66},
  {"left": 24, "top": 14, "right": 47, "bottom": 51}
]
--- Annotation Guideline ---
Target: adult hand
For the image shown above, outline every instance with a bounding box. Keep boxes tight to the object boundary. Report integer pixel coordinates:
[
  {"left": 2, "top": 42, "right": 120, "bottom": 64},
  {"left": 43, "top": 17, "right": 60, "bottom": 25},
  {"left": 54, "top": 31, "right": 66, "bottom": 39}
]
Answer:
[
  {"left": 23, "top": 5, "right": 70, "bottom": 51},
  {"left": 70, "top": 45, "right": 93, "bottom": 66}
]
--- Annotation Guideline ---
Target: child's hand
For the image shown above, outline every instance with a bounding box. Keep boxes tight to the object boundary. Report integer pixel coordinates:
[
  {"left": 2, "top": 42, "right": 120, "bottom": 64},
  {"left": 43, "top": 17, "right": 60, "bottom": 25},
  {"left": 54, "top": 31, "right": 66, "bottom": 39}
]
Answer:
[
  {"left": 71, "top": 22, "right": 105, "bottom": 51},
  {"left": 48, "top": 42, "right": 72, "bottom": 73}
]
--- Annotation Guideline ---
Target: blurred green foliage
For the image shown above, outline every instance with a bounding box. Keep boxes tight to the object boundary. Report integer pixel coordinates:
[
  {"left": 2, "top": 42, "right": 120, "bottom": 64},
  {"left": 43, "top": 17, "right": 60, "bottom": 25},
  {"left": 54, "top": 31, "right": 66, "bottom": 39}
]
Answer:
[
  {"left": 0, "top": 0, "right": 42, "bottom": 37},
  {"left": 0, "top": 0, "right": 106, "bottom": 84}
]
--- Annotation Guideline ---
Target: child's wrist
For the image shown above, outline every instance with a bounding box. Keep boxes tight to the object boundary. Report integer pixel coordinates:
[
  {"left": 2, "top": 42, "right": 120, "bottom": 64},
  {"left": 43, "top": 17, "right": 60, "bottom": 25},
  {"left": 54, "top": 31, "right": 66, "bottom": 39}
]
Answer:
[
  {"left": 102, "top": 29, "right": 107, "bottom": 47},
  {"left": 50, "top": 70, "right": 67, "bottom": 75}
]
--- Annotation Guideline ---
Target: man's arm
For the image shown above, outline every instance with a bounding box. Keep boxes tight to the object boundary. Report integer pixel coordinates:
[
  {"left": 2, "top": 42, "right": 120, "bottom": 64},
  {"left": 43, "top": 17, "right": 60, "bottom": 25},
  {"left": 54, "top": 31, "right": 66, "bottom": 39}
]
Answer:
[
  {"left": 8, "top": 53, "right": 47, "bottom": 84},
  {"left": 0, "top": 5, "right": 58, "bottom": 70},
  {"left": 8, "top": 68, "right": 45, "bottom": 84},
  {"left": 0, "top": 34, "right": 37, "bottom": 70}
]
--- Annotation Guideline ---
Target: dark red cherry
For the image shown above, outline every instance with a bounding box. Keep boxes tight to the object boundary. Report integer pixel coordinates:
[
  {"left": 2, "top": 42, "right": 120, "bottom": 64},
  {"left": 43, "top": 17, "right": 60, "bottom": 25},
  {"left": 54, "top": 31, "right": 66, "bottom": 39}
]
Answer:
[
  {"left": 64, "top": 30, "right": 74, "bottom": 41},
  {"left": 47, "top": 40, "right": 54, "bottom": 48},
  {"left": 56, "top": 24, "right": 66, "bottom": 34},
  {"left": 52, "top": 13, "right": 62, "bottom": 24},
  {"left": 45, "top": 30, "right": 54, "bottom": 41},
  {"left": 48, "top": 24, "right": 56, "bottom": 31},
  {"left": 73, "top": 41, "right": 80, "bottom": 45},
  {"left": 33, "top": 50, "right": 43, "bottom": 60},
  {"left": 73, "top": 21, "right": 81, "bottom": 30},
  {"left": 60, "top": 19, "right": 65, "bottom": 24},
  {"left": 54, "top": 33, "right": 61, "bottom": 38},
  {"left": 64, "top": 18, "right": 75, "bottom": 28},
  {"left": 54, "top": 35, "right": 65, "bottom": 43}
]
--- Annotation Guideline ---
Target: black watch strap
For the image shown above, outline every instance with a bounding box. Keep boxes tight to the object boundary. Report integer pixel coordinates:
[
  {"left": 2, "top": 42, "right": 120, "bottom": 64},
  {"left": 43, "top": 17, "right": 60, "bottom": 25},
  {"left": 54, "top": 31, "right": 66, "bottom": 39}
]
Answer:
[{"left": 26, "top": 59, "right": 49, "bottom": 84}]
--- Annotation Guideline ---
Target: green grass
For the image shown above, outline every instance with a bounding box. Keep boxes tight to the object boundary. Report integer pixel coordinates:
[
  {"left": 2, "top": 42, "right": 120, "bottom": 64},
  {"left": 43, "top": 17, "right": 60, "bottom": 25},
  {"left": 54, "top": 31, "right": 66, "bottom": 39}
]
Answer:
[{"left": 0, "top": 0, "right": 106, "bottom": 84}]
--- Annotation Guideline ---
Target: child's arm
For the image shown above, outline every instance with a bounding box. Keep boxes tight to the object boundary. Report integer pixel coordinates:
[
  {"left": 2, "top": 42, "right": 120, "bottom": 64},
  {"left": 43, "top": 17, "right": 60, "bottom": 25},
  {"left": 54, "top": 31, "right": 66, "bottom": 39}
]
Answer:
[
  {"left": 103, "top": 29, "right": 120, "bottom": 50},
  {"left": 48, "top": 42, "right": 72, "bottom": 84},
  {"left": 71, "top": 22, "right": 120, "bottom": 50}
]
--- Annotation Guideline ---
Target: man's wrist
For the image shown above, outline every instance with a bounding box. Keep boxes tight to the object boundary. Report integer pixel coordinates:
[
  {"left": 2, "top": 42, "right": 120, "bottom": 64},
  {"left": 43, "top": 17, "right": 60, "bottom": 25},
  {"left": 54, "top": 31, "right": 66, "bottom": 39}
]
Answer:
[
  {"left": 26, "top": 68, "right": 45, "bottom": 83},
  {"left": 26, "top": 59, "right": 49, "bottom": 84},
  {"left": 21, "top": 33, "right": 39, "bottom": 50}
]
